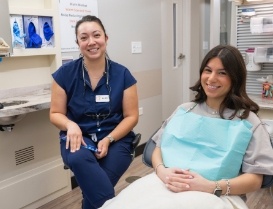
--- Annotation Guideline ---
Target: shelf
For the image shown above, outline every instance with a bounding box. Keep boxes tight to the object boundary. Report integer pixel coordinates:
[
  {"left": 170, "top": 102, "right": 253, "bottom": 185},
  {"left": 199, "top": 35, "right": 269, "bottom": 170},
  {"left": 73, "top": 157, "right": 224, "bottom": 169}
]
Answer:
[
  {"left": 11, "top": 48, "right": 57, "bottom": 57},
  {"left": 254, "top": 57, "right": 273, "bottom": 63},
  {"left": 0, "top": 52, "right": 10, "bottom": 58},
  {"left": 5, "top": 0, "right": 62, "bottom": 73},
  {"left": 9, "top": 7, "right": 55, "bottom": 17}
]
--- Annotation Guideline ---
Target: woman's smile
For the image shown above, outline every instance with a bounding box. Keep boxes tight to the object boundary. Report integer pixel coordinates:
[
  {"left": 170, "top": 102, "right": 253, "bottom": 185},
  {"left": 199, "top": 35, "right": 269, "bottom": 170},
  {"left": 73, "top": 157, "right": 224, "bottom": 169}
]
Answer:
[{"left": 201, "top": 57, "right": 231, "bottom": 105}]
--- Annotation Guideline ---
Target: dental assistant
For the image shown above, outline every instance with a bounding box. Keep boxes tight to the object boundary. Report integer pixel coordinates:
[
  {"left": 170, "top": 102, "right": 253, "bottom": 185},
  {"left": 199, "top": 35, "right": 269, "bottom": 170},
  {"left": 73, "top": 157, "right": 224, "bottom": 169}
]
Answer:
[{"left": 50, "top": 15, "right": 139, "bottom": 209}]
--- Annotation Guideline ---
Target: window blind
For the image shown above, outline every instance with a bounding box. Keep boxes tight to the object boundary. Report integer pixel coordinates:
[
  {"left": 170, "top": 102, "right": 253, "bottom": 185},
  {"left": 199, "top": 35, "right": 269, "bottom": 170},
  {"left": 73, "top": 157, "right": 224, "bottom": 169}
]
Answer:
[{"left": 236, "top": 3, "right": 273, "bottom": 95}]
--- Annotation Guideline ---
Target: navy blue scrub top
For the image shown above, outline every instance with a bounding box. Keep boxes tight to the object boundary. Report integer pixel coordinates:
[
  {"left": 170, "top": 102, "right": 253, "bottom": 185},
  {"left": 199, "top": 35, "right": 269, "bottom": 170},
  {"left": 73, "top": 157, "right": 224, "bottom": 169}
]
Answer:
[{"left": 52, "top": 57, "right": 137, "bottom": 141}]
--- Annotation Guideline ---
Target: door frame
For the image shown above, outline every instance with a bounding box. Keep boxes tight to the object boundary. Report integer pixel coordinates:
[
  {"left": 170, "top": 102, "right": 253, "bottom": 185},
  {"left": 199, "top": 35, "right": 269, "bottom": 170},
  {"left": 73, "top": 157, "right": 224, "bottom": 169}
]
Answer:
[{"left": 161, "top": 0, "right": 200, "bottom": 119}]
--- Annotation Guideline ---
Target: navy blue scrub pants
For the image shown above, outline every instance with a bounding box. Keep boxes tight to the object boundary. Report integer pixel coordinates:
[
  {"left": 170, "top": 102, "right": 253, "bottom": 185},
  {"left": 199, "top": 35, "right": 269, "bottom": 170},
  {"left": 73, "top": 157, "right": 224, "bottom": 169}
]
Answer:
[{"left": 60, "top": 136, "right": 133, "bottom": 209}]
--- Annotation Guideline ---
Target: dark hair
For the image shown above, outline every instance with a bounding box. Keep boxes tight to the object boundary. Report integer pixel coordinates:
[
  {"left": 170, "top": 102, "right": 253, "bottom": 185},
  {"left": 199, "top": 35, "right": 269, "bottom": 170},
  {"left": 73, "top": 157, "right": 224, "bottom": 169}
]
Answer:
[
  {"left": 190, "top": 44, "right": 259, "bottom": 119},
  {"left": 75, "top": 15, "right": 107, "bottom": 44}
]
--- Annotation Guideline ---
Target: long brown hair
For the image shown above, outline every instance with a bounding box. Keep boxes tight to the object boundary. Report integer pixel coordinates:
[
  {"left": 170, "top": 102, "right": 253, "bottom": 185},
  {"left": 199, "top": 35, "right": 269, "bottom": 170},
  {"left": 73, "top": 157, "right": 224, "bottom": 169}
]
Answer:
[{"left": 190, "top": 45, "right": 259, "bottom": 119}]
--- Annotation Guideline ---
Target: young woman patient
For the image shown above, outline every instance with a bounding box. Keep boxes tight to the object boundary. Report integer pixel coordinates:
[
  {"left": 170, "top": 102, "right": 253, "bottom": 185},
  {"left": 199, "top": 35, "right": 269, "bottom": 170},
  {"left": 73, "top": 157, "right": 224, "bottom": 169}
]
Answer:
[{"left": 99, "top": 45, "right": 273, "bottom": 209}]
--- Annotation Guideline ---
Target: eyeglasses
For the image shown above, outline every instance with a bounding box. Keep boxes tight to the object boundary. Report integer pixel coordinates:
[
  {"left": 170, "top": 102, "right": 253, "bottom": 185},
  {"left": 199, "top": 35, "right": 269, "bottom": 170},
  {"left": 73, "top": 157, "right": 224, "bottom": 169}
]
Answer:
[{"left": 84, "top": 111, "right": 112, "bottom": 128}]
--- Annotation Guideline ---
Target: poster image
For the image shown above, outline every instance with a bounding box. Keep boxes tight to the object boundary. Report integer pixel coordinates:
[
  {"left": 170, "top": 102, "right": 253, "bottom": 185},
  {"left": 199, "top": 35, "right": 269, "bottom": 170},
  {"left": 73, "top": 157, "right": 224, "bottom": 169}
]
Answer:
[{"left": 59, "top": 0, "right": 98, "bottom": 52}]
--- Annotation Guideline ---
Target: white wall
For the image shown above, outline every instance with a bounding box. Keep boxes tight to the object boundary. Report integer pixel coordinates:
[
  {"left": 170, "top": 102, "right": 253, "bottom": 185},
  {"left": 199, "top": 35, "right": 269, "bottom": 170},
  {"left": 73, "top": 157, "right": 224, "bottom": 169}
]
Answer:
[{"left": 98, "top": 0, "right": 163, "bottom": 141}]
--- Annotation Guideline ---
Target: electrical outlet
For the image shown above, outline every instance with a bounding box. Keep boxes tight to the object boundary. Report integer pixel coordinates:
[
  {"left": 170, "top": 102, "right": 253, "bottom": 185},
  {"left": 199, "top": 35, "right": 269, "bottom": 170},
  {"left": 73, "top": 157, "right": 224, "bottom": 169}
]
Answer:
[
  {"left": 139, "top": 107, "right": 143, "bottom": 115},
  {"left": 131, "top": 41, "right": 142, "bottom": 54}
]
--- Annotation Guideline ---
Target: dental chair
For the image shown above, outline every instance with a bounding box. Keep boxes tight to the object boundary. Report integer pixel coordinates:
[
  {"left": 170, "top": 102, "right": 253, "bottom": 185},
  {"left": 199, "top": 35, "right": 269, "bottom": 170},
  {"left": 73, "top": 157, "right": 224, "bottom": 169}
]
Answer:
[
  {"left": 142, "top": 132, "right": 273, "bottom": 189},
  {"left": 131, "top": 133, "right": 142, "bottom": 159}
]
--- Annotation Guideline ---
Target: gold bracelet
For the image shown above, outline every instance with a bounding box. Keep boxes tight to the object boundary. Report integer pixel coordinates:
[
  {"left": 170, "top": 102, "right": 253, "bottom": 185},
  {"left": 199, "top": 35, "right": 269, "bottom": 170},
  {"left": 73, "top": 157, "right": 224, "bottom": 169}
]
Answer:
[
  {"left": 155, "top": 163, "right": 165, "bottom": 174},
  {"left": 223, "top": 179, "right": 231, "bottom": 196}
]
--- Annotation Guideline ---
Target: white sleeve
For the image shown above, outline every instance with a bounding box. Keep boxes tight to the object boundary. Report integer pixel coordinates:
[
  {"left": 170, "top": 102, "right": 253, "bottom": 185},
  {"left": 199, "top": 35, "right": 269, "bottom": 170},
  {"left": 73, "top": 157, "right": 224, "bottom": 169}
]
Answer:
[{"left": 242, "top": 114, "right": 273, "bottom": 175}]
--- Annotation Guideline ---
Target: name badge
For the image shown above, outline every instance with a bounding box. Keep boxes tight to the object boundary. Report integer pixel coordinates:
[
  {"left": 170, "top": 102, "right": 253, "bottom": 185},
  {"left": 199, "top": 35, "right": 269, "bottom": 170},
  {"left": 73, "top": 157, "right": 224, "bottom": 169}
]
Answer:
[{"left": 96, "top": 95, "right": 110, "bottom": 102}]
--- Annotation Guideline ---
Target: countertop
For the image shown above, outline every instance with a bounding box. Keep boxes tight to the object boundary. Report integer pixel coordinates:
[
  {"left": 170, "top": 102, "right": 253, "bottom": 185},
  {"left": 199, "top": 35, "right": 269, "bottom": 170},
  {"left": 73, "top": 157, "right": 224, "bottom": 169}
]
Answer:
[
  {"left": 0, "top": 85, "right": 272, "bottom": 118},
  {"left": 0, "top": 84, "right": 51, "bottom": 117},
  {"left": 249, "top": 94, "right": 273, "bottom": 110}
]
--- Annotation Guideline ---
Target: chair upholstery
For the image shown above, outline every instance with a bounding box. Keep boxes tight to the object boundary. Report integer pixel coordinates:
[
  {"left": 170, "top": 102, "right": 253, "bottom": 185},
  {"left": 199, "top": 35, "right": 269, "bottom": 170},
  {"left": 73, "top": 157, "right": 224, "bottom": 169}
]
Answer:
[
  {"left": 142, "top": 135, "right": 273, "bottom": 189},
  {"left": 262, "top": 175, "right": 273, "bottom": 188},
  {"left": 131, "top": 133, "right": 141, "bottom": 159},
  {"left": 142, "top": 137, "right": 156, "bottom": 168}
]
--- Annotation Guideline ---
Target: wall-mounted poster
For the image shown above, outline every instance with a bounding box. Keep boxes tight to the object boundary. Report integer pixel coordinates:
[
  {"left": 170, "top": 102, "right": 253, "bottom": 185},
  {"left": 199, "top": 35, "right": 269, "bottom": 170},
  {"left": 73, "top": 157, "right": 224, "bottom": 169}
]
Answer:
[{"left": 59, "top": 0, "right": 98, "bottom": 52}]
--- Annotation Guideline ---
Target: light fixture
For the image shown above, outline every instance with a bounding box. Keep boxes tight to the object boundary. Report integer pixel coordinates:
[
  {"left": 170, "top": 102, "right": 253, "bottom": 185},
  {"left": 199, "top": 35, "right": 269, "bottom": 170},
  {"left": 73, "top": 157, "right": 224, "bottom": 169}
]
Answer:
[
  {"left": 228, "top": 0, "right": 243, "bottom": 2},
  {"left": 228, "top": 0, "right": 243, "bottom": 4}
]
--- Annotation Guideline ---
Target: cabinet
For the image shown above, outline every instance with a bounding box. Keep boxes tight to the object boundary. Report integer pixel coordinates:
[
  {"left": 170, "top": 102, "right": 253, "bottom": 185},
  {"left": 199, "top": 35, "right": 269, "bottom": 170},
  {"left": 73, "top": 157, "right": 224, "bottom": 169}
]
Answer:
[
  {"left": 7, "top": 0, "right": 61, "bottom": 74},
  {"left": 0, "top": 2, "right": 71, "bottom": 209}
]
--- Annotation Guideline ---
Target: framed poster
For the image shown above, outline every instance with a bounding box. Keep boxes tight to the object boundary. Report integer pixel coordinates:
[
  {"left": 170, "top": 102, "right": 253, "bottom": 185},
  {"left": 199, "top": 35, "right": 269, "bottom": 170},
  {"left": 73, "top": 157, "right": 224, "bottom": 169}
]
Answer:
[{"left": 59, "top": 0, "right": 98, "bottom": 52}]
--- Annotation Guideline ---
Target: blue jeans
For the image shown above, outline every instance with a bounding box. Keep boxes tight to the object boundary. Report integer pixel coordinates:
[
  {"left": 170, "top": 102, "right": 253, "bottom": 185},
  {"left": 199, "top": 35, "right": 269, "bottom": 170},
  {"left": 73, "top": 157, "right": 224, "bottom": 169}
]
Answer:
[{"left": 60, "top": 136, "right": 133, "bottom": 209}]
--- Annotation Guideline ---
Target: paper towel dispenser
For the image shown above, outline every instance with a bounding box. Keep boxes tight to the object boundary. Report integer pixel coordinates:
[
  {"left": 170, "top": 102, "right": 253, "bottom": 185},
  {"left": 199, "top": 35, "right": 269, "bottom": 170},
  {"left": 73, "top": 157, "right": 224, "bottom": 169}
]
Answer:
[{"left": 245, "top": 48, "right": 261, "bottom": 71}]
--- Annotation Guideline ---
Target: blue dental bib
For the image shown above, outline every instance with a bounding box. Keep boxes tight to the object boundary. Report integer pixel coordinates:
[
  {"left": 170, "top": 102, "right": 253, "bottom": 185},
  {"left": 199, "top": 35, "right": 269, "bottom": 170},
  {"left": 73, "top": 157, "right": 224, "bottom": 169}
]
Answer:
[{"left": 161, "top": 107, "right": 252, "bottom": 181}]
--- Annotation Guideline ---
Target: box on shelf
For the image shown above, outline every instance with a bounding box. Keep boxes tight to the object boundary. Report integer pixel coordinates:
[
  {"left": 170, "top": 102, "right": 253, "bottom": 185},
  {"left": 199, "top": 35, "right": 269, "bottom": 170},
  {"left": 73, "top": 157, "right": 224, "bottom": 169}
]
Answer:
[
  {"left": 250, "top": 17, "right": 273, "bottom": 34},
  {"left": 10, "top": 14, "right": 25, "bottom": 49},
  {"left": 38, "top": 16, "right": 54, "bottom": 48},
  {"left": 23, "top": 15, "right": 42, "bottom": 48}
]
